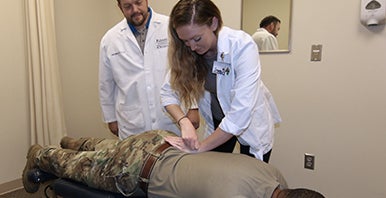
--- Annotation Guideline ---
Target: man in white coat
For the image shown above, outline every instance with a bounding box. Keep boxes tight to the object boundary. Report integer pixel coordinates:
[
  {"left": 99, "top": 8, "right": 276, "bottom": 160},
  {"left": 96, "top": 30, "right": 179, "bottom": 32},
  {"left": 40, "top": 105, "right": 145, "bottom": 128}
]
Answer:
[
  {"left": 252, "top": 15, "right": 281, "bottom": 51},
  {"left": 99, "top": 0, "right": 180, "bottom": 139}
]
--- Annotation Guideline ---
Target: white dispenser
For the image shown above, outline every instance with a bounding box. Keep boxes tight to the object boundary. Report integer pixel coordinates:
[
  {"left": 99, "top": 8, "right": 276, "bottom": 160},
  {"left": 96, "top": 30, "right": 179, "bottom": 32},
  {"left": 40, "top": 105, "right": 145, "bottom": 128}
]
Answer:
[{"left": 360, "top": 0, "right": 386, "bottom": 26}]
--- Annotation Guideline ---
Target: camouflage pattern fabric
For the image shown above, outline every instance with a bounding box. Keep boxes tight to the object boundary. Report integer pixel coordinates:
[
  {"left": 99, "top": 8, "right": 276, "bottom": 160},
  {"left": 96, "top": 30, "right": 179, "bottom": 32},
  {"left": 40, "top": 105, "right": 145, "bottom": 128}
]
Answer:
[{"left": 34, "top": 130, "right": 176, "bottom": 195}]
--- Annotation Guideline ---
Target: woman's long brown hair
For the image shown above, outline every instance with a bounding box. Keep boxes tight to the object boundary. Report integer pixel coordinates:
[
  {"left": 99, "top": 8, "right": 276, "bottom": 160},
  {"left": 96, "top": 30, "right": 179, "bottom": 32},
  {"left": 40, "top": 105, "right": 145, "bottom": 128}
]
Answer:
[{"left": 168, "top": 0, "right": 223, "bottom": 108}]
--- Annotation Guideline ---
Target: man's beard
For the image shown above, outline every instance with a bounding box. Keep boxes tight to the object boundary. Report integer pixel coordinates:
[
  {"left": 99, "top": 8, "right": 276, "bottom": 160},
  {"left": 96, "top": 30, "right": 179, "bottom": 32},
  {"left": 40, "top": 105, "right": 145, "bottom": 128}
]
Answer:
[{"left": 129, "top": 12, "right": 147, "bottom": 27}]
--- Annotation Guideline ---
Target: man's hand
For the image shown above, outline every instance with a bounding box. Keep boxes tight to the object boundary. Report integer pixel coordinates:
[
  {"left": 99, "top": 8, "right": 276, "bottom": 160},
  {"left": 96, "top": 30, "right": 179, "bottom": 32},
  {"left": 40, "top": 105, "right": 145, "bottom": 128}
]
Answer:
[
  {"left": 164, "top": 136, "right": 199, "bottom": 153},
  {"left": 108, "top": 121, "right": 119, "bottom": 136}
]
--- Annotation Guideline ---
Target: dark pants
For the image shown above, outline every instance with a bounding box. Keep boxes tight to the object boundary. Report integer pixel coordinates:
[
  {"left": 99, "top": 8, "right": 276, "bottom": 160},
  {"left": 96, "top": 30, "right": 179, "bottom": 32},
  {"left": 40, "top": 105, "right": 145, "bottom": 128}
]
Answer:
[
  {"left": 211, "top": 117, "right": 237, "bottom": 153},
  {"left": 240, "top": 145, "right": 272, "bottom": 163},
  {"left": 211, "top": 136, "right": 238, "bottom": 153},
  {"left": 211, "top": 117, "right": 272, "bottom": 163}
]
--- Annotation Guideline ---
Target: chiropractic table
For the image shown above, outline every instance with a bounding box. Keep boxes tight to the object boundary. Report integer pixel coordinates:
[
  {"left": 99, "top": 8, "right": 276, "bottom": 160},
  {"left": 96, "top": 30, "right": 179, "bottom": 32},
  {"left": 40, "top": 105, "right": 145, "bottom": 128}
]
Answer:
[{"left": 28, "top": 169, "right": 147, "bottom": 198}]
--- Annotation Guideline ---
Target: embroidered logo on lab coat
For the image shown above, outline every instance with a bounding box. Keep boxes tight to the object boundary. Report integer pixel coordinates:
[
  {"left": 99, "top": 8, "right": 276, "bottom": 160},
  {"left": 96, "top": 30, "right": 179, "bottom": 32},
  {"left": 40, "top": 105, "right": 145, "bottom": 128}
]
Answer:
[{"left": 156, "top": 38, "right": 168, "bottom": 49}]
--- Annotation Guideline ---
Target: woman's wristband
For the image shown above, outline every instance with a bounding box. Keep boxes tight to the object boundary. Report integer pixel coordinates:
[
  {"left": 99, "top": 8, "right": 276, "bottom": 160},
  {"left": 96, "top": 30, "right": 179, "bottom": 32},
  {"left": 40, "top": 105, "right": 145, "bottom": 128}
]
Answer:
[{"left": 177, "top": 115, "right": 188, "bottom": 126}]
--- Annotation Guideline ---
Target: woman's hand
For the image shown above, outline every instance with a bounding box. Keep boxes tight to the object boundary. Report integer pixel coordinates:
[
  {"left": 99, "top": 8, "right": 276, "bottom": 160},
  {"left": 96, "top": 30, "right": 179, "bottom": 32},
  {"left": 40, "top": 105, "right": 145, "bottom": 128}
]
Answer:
[
  {"left": 164, "top": 104, "right": 200, "bottom": 150},
  {"left": 164, "top": 136, "right": 199, "bottom": 153},
  {"left": 179, "top": 117, "right": 200, "bottom": 150}
]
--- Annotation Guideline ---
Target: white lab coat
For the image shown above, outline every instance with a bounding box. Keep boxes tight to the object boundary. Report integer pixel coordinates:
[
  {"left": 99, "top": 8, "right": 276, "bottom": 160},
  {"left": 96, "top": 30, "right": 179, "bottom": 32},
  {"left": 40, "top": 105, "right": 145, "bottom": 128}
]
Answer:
[
  {"left": 251, "top": 28, "right": 279, "bottom": 51},
  {"left": 99, "top": 9, "right": 180, "bottom": 139},
  {"left": 161, "top": 27, "right": 281, "bottom": 160}
]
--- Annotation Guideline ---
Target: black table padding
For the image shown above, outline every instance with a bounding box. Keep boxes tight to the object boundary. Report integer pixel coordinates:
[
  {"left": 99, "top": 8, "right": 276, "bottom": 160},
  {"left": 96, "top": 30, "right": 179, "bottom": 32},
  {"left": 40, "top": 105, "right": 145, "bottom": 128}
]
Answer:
[
  {"left": 51, "top": 178, "right": 147, "bottom": 198},
  {"left": 28, "top": 169, "right": 146, "bottom": 198}
]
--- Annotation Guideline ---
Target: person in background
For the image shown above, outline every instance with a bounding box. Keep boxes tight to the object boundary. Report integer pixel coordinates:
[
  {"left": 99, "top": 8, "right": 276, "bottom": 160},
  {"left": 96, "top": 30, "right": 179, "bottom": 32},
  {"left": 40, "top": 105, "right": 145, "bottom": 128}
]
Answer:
[
  {"left": 99, "top": 0, "right": 196, "bottom": 139},
  {"left": 161, "top": 0, "right": 281, "bottom": 162},
  {"left": 252, "top": 15, "right": 281, "bottom": 51},
  {"left": 23, "top": 130, "right": 325, "bottom": 198}
]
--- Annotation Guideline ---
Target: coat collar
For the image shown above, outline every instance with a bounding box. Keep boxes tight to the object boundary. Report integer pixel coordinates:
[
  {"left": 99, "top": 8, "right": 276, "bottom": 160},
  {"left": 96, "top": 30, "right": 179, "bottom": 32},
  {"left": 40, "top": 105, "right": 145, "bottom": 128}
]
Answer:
[{"left": 217, "top": 27, "right": 231, "bottom": 63}]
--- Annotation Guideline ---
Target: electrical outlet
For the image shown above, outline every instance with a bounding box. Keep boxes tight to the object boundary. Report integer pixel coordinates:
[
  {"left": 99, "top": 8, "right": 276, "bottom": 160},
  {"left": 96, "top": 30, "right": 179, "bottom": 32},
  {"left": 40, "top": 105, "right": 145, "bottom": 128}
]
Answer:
[{"left": 304, "top": 153, "right": 315, "bottom": 170}]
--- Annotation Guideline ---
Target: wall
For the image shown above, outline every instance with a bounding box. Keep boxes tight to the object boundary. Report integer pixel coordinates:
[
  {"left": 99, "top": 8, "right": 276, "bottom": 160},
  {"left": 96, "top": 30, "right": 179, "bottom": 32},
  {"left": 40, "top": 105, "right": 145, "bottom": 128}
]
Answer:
[
  {"left": 150, "top": 0, "right": 242, "bottom": 28},
  {"left": 54, "top": 0, "right": 122, "bottom": 139},
  {"left": 0, "top": 0, "right": 123, "bottom": 192},
  {"left": 263, "top": 1, "right": 386, "bottom": 197},
  {"left": 1, "top": 0, "right": 386, "bottom": 197},
  {"left": 0, "top": 0, "right": 29, "bottom": 192}
]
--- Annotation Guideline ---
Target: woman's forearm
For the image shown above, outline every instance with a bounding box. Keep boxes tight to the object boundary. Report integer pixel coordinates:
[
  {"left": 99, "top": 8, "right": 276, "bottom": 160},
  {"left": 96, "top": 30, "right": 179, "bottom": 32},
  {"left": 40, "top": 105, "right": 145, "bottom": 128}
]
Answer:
[
  {"left": 165, "top": 104, "right": 186, "bottom": 122},
  {"left": 198, "top": 128, "right": 234, "bottom": 152}
]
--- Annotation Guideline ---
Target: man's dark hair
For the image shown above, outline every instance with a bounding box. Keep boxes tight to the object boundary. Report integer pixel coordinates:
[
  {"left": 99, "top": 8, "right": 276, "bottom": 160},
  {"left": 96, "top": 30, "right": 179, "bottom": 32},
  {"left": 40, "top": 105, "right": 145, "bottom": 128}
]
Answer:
[
  {"left": 280, "top": 188, "right": 325, "bottom": 198},
  {"left": 259, "top": 15, "right": 281, "bottom": 28}
]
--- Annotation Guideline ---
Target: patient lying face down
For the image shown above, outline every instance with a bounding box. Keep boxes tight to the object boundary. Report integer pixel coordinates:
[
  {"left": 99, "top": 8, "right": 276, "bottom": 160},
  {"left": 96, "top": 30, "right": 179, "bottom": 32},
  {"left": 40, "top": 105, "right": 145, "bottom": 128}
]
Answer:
[{"left": 23, "top": 130, "right": 324, "bottom": 198}]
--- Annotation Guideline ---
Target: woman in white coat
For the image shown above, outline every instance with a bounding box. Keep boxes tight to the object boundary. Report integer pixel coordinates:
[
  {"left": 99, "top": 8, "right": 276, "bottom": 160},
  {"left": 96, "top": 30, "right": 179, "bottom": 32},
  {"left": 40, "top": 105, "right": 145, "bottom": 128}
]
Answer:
[{"left": 161, "top": 0, "right": 281, "bottom": 162}]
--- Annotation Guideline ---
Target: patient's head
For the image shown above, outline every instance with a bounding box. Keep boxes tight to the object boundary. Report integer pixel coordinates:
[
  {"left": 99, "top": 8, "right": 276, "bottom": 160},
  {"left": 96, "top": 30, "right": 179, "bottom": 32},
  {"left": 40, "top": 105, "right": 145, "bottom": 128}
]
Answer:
[{"left": 279, "top": 188, "right": 325, "bottom": 198}]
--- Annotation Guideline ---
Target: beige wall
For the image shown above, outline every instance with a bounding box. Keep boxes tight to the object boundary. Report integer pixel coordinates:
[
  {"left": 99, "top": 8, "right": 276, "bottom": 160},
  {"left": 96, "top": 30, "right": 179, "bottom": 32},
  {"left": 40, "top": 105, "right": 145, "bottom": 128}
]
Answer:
[
  {"left": 1, "top": 0, "right": 386, "bottom": 197},
  {"left": 149, "top": 0, "right": 242, "bottom": 28},
  {"left": 54, "top": 0, "right": 122, "bottom": 139},
  {"left": 0, "top": 0, "right": 30, "bottom": 191},
  {"left": 263, "top": 1, "right": 386, "bottom": 197}
]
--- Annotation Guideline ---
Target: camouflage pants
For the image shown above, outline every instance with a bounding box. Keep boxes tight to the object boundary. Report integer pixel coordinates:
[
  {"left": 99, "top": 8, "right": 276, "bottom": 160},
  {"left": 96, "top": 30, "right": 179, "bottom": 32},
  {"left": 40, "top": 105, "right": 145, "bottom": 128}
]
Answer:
[{"left": 35, "top": 130, "right": 176, "bottom": 195}]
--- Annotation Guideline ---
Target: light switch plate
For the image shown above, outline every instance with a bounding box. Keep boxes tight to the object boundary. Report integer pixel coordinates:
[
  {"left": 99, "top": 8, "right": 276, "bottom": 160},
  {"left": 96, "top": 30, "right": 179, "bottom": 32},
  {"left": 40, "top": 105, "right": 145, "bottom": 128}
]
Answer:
[{"left": 311, "top": 44, "right": 322, "bottom": 61}]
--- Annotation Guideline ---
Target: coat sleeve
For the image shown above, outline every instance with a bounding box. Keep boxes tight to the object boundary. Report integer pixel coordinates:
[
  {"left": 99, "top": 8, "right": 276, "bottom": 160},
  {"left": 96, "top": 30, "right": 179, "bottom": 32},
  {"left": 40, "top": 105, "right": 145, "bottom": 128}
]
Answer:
[
  {"left": 160, "top": 71, "right": 181, "bottom": 107},
  {"left": 219, "top": 33, "right": 261, "bottom": 135},
  {"left": 99, "top": 36, "right": 117, "bottom": 123}
]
